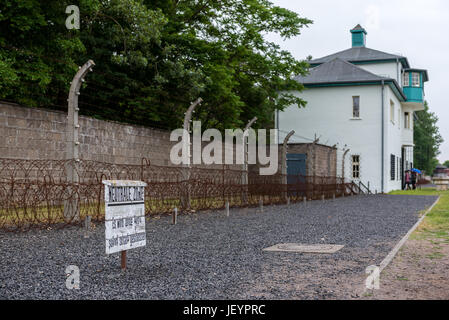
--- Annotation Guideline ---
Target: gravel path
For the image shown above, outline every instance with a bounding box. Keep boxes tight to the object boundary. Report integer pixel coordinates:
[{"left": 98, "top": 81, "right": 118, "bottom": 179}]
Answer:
[{"left": 0, "top": 194, "right": 438, "bottom": 300}]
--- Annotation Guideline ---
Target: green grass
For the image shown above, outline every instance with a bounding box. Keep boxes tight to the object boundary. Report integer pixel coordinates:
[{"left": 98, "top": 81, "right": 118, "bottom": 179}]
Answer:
[
  {"left": 427, "top": 251, "right": 445, "bottom": 260},
  {"left": 389, "top": 188, "right": 449, "bottom": 241}
]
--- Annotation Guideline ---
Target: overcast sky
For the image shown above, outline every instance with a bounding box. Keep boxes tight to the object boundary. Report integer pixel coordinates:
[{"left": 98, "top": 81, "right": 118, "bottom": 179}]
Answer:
[{"left": 267, "top": 0, "right": 449, "bottom": 162}]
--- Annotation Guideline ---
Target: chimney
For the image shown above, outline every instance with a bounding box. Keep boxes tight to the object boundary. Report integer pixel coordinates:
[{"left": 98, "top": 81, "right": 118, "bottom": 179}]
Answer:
[{"left": 350, "top": 24, "right": 367, "bottom": 47}]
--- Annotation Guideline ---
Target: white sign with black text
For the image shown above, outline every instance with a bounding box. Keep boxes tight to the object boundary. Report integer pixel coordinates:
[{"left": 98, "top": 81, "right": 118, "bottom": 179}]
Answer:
[{"left": 103, "top": 180, "right": 147, "bottom": 255}]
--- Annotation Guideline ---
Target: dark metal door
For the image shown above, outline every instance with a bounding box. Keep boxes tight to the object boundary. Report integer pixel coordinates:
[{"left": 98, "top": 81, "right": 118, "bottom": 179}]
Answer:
[{"left": 287, "top": 154, "right": 307, "bottom": 196}]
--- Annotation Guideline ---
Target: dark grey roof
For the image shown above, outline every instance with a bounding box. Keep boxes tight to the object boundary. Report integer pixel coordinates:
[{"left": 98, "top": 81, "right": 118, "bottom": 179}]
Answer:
[
  {"left": 295, "top": 58, "right": 388, "bottom": 84},
  {"left": 309, "top": 46, "right": 409, "bottom": 68},
  {"left": 351, "top": 24, "right": 366, "bottom": 32},
  {"left": 295, "top": 58, "right": 408, "bottom": 101}
]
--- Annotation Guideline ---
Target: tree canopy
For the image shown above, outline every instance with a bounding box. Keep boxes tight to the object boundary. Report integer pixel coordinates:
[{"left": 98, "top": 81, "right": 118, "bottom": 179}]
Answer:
[
  {"left": 0, "top": 0, "right": 312, "bottom": 130},
  {"left": 414, "top": 101, "right": 443, "bottom": 174}
]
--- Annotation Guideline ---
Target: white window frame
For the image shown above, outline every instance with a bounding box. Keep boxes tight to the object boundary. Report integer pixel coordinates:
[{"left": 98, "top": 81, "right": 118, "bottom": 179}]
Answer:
[
  {"left": 412, "top": 72, "right": 420, "bottom": 87},
  {"left": 404, "top": 112, "right": 411, "bottom": 129},
  {"left": 403, "top": 72, "right": 410, "bottom": 87}
]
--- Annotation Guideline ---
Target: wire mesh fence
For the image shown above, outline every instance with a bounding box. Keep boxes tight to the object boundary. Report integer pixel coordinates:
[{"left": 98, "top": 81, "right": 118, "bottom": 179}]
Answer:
[{"left": 0, "top": 158, "right": 359, "bottom": 231}]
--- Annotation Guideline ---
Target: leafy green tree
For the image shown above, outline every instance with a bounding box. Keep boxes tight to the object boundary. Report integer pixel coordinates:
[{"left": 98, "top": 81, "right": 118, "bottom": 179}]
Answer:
[
  {"left": 414, "top": 101, "right": 443, "bottom": 174},
  {"left": 0, "top": 0, "right": 84, "bottom": 107},
  {"left": 442, "top": 161, "right": 449, "bottom": 168},
  {"left": 0, "top": 0, "right": 312, "bottom": 130}
]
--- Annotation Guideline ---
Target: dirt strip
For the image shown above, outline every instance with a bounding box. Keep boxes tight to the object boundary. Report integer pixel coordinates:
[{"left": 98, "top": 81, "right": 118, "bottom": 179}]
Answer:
[{"left": 364, "top": 238, "right": 449, "bottom": 300}]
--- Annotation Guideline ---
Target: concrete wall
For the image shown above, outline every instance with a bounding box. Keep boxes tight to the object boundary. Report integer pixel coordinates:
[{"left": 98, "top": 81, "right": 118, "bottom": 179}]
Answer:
[
  {"left": 0, "top": 102, "right": 267, "bottom": 173},
  {"left": 249, "top": 143, "right": 337, "bottom": 177},
  {"left": 0, "top": 102, "right": 175, "bottom": 165},
  {"left": 1, "top": 102, "right": 339, "bottom": 179},
  {"left": 286, "top": 143, "right": 337, "bottom": 177}
]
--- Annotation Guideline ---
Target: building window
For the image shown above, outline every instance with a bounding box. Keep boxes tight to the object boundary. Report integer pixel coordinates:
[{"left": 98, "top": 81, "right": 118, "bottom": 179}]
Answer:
[
  {"left": 403, "top": 72, "right": 409, "bottom": 87},
  {"left": 412, "top": 72, "right": 420, "bottom": 87},
  {"left": 390, "top": 100, "right": 395, "bottom": 124},
  {"left": 404, "top": 112, "right": 411, "bottom": 129},
  {"left": 352, "top": 155, "right": 360, "bottom": 179},
  {"left": 397, "top": 157, "right": 400, "bottom": 181},
  {"left": 391, "top": 154, "right": 396, "bottom": 181},
  {"left": 352, "top": 96, "right": 360, "bottom": 118}
]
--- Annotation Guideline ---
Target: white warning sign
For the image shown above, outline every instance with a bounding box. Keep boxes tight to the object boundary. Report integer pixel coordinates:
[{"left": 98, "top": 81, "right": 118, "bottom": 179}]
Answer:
[{"left": 103, "top": 180, "right": 147, "bottom": 254}]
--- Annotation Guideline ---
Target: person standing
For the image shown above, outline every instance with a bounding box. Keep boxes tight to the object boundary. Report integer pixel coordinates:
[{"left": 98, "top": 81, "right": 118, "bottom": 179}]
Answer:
[
  {"left": 411, "top": 171, "right": 417, "bottom": 190},
  {"left": 405, "top": 170, "right": 412, "bottom": 190}
]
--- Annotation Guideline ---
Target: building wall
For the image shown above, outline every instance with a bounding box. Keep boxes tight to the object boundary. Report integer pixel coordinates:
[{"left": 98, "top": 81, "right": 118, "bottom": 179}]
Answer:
[
  {"left": 278, "top": 85, "right": 387, "bottom": 192},
  {"left": 385, "top": 85, "right": 412, "bottom": 191},
  {"left": 358, "top": 61, "right": 402, "bottom": 84},
  {"left": 278, "top": 82, "right": 415, "bottom": 193}
]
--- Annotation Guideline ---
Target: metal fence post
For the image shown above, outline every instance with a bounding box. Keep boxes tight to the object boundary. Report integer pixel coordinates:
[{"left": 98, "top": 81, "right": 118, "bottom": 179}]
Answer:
[
  {"left": 180, "top": 98, "right": 202, "bottom": 211},
  {"left": 64, "top": 60, "right": 95, "bottom": 222},
  {"left": 282, "top": 131, "right": 295, "bottom": 202},
  {"left": 173, "top": 207, "right": 178, "bottom": 225},
  {"left": 342, "top": 148, "right": 350, "bottom": 182},
  {"left": 242, "top": 117, "right": 257, "bottom": 205}
]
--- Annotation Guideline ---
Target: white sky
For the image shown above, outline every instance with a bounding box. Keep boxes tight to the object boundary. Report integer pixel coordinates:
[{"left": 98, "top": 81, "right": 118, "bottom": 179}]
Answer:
[{"left": 267, "top": 0, "right": 449, "bottom": 162}]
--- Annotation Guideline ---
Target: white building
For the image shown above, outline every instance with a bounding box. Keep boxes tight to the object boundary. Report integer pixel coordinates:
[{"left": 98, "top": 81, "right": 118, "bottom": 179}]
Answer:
[{"left": 277, "top": 25, "right": 428, "bottom": 193}]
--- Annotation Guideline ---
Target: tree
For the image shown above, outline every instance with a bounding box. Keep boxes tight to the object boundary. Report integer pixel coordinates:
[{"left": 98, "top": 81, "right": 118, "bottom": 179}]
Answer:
[
  {"left": 443, "top": 161, "right": 449, "bottom": 168},
  {"left": 414, "top": 101, "right": 443, "bottom": 174},
  {"left": 0, "top": 0, "right": 312, "bottom": 130}
]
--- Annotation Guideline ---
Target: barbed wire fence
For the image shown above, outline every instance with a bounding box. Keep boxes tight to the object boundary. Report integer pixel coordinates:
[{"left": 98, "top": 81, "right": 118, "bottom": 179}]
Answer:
[{"left": 0, "top": 158, "right": 362, "bottom": 232}]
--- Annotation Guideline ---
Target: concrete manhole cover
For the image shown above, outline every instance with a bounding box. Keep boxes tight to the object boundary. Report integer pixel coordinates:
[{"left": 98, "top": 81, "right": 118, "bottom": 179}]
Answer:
[{"left": 263, "top": 243, "right": 344, "bottom": 254}]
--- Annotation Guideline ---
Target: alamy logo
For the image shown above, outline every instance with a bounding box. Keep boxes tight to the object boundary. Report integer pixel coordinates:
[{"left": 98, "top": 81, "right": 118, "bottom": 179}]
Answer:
[
  {"left": 365, "top": 265, "right": 380, "bottom": 290},
  {"left": 170, "top": 121, "right": 279, "bottom": 175},
  {"left": 65, "top": 5, "right": 80, "bottom": 30},
  {"left": 65, "top": 265, "right": 80, "bottom": 290}
]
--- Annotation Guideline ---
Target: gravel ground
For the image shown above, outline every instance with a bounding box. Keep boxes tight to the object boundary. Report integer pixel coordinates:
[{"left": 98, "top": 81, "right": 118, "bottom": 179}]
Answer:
[{"left": 0, "top": 194, "right": 438, "bottom": 300}]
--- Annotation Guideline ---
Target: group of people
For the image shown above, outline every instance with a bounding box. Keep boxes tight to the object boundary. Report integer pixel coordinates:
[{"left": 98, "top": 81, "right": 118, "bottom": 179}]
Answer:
[{"left": 404, "top": 170, "right": 418, "bottom": 190}]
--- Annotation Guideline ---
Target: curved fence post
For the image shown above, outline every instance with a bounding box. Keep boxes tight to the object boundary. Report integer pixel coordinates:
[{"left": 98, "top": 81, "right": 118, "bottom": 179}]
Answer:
[
  {"left": 281, "top": 130, "right": 295, "bottom": 202},
  {"left": 342, "top": 148, "right": 350, "bottom": 196},
  {"left": 64, "top": 60, "right": 95, "bottom": 221},
  {"left": 180, "top": 98, "right": 202, "bottom": 211},
  {"left": 242, "top": 117, "right": 257, "bottom": 205}
]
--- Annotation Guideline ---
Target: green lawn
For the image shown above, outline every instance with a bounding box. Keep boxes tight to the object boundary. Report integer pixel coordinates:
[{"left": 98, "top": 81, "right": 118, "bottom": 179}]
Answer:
[{"left": 390, "top": 188, "right": 449, "bottom": 241}]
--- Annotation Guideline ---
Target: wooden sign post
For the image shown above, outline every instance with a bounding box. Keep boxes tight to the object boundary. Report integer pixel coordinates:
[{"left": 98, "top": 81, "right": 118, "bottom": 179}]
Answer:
[{"left": 103, "top": 180, "right": 147, "bottom": 270}]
